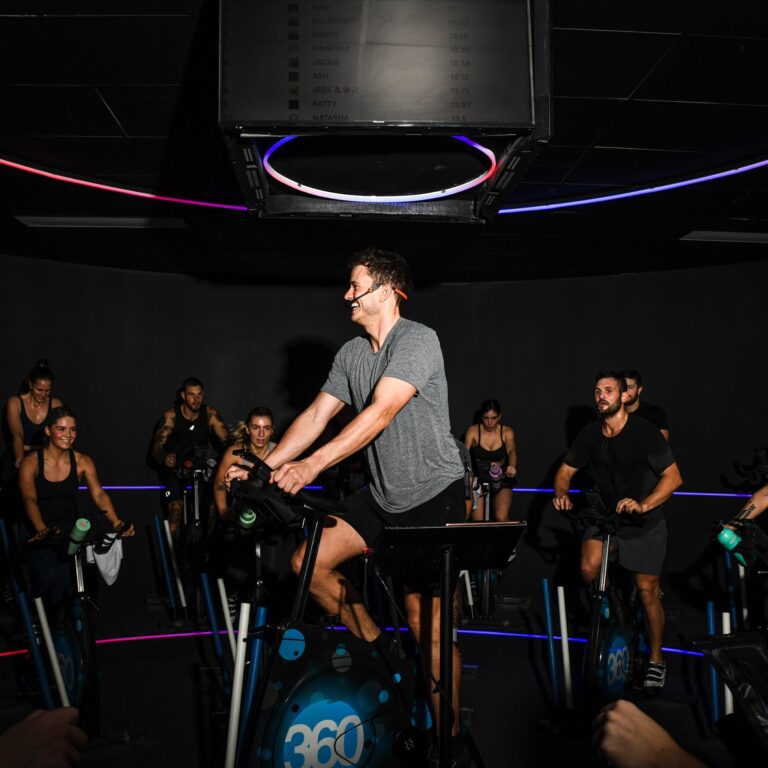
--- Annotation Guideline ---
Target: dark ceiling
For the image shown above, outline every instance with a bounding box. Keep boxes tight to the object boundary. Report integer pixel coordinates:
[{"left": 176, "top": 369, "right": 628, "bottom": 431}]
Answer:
[{"left": 1, "top": 1, "right": 768, "bottom": 284}]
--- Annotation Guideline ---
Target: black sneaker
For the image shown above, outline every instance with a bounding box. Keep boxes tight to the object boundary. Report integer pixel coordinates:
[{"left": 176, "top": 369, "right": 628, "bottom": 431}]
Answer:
[{"left": 643, "top": 661, "right": 666, "bottom": 692}]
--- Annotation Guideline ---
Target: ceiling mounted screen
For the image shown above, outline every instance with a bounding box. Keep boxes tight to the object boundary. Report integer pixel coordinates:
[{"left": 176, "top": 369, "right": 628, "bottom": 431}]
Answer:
[{"left": 220, "top": 0, "right": 536, "bottom": 130}]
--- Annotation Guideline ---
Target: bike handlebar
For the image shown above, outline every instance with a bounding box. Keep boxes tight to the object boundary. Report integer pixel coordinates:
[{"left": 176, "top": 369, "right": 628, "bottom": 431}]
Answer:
[
  {"left": 564, "top": 490, "right": 646, "bottom": 534},
  {"left": 30, "top": 511, "right": 133, "bottom": 555},
  {"left": 230, "top": 449, "right": 347, "bottom": 529}
]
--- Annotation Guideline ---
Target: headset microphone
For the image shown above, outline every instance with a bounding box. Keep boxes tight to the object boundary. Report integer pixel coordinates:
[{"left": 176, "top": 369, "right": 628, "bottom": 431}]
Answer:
[
  {"left": 347, "top": 283, "right": 409, "bottom": 305},
  {"left": 348, "top": 283, "right": 381, "bottom": 304}
]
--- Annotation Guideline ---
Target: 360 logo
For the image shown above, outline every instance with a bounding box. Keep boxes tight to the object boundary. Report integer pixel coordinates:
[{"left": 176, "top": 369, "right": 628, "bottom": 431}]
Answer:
[
  {"left": 603, "top": 632, "right": 630, "bottom": 694},
  {"left": 282, "top": 702, "right": 369, "bottom": 768}
]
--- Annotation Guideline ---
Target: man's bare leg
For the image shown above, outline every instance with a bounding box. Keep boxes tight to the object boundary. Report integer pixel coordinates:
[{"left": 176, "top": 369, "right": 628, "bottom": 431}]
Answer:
[
  {"left": 168, "top": 499, "right": 183, "bottom": 535},
  {"left": 635, "top": 572, "right": 665, "bottom": 664},
  {"left": 290, "top": 516, "right": 380, "bottom": 642},
  {"left": 405, "top": 591, "right": 462, "bottom": 738}
]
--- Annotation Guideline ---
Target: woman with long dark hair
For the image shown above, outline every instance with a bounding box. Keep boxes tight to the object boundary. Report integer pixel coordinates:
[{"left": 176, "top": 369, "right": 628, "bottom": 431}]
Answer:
[
  {"left": 1, "top": 360, "right": 64, "bottom": 523},
  {"left": 463, "top": 399, "right": 517, "bottom": 522},
  {"left": 5, "top": 360, "right": 63, "bottom": 471}
]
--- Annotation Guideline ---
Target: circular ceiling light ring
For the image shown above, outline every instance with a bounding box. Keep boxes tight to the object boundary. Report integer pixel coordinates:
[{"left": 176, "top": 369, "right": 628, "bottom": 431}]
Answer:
[{"left": 262, "top": 135, "right": 497, "bottom": 203}]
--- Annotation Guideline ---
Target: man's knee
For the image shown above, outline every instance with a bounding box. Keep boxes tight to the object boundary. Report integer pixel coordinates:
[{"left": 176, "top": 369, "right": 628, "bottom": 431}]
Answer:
[
  {"left": 636, "top": 578, "right": 661, "bottom": 607},
  {"left": 580, "top": 561, "right": 599, "bottom": 584},
  {"left": 290, "top": 546, "right": 305, "bottom": 577},
  {"left": 167, "top": 500, "right": 182, "bottom": 521}
]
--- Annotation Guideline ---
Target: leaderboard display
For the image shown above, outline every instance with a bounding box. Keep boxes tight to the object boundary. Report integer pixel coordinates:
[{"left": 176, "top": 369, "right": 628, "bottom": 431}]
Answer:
[{"left": 220, "top": 0, "right": 534, "bottom": 128}]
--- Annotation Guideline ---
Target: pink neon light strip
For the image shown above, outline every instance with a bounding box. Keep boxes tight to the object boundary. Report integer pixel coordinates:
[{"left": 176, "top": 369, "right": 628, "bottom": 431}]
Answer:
[
  {"left": 4, "top": 148, "right": 765, "bottom": 215},
  {"left": 0, "top": 157, "right": 248, "bottom": 212},
  {"left": 0, "top": 648, "right": 28, "bottom": 659},
  {"left": 262, "top": 135, "right": 497, "bottom": 203}
]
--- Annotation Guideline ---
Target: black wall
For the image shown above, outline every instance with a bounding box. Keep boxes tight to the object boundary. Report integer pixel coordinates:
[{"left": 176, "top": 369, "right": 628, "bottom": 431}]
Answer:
[{"left": 2, "top": 253, "right": 766, "bottom": 622}]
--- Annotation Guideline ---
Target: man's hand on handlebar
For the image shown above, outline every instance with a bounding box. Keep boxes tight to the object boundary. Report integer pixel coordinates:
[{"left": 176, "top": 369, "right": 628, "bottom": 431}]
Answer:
[
  {"left": 272, "top": 458, "right": 320, "bottom": 496},
  {"left": 164, "top": 452, "right": 177, "bottom": 469},
  {"left": 553, "top": 494, "right": 573, "bottom": 512},
  {"left": 616, "top": 498, "right": 644, "bottom": 515}
]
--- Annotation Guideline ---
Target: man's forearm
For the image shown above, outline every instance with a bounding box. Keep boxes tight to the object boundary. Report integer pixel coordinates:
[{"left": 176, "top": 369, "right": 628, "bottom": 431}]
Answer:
[
  {"left": 738, "top": 484, "right": 768, "bottom": 520},
  {"left": 553, "top": 467, "right": 572, "bottom": 497},
  {"left": 305, "top": 402, "right": 395, "bottom": 477},
  {"left": 639, "top": 467, "right": 682, "bottom": 513},
  {"left": 267, "top": 406, "right": 334, "bottom": 469}
]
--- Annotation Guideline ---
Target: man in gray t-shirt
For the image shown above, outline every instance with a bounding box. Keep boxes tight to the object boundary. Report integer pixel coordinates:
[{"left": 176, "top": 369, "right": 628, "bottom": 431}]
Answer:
[
  {"left": 226, "top": 247, "right": 467, "bottom": 750},
  {"left": 322, "top": 316, "right": 464, "bottom": 513}
]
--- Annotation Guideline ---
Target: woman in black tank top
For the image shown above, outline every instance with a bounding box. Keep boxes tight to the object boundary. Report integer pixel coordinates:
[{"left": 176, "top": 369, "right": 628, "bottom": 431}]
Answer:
[
  {"left": 463, "top": 399, "right": 518, "bottom": 522},
  {"left": 18, "top": 406, "right": 133, "bottom": 605},
  {"left": 1, "top": 360, "right": 63, "bottom": 522}
]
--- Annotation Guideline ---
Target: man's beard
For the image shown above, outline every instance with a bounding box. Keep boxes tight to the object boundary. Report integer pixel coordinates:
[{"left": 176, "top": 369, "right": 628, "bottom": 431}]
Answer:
[{"left": 597, "top": 400, "right": 622, "bottom": 419}]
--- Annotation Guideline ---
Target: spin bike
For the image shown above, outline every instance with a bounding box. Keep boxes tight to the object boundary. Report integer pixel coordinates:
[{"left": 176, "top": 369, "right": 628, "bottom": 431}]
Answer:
[
  {"left": 225, "top": 453, "right": 433, "bottom": 768},
  {"left": 168, "top": 446, "right": 218, "bottom": 620},
  {"left": 225, "top": 452, "right": 525, "bottom": 768},
  {"left": 715, "top": 511, "right": 768, "bottom": 629},
  {"left": 21, "top": 512, "right": 131, "bottom": 737},
  {"left": 570, "top": 492, "right": 650, "bottom": 706}
]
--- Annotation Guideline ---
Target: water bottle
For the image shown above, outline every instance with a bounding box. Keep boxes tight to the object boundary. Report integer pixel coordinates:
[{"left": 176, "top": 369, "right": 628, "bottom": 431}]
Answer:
[
  {"left": 239, "top": 508, "right": 257, "bottom": 531},
  {"left": 717, "top": 527, "right": 747, "bottom": 566},
  {"left": 489, "top": 463, "right": 503, "bottom": 493},
  {"left": 67, "top": 518, "right": 91, "bottom": 555}
]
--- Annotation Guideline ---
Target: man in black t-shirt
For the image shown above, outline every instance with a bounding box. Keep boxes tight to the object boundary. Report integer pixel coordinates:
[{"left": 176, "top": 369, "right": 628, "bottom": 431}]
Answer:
[
  {"left": 151, "top": 377, "right": 228, "bottom": 533},
  {"left": 553, "top": 371, "right": 683, "bottom": 691},
  {"left": 622, "top": 368, "right": 670, "bottom": 441}
]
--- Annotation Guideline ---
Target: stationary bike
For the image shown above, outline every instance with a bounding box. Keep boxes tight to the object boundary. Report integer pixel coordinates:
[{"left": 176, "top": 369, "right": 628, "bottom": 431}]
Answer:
[
  {"left": 570, "top": 492, "right": 650, "bottom": 706},
  {"left": 226, "top": 453, "right": 431, "bottom": 768},
  {"left": 27, "top": 513, "right": 130, "bottom": 736},
  {"left": 176, "top": 446, "right": 218, "bottom": 619}
]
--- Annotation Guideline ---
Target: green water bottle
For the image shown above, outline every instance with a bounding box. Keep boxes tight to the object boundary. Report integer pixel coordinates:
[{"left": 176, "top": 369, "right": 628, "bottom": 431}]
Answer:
[
  {"left": 239, "top": 509, "right": 257, "bottom": 531},
  {"left": 67, "top": 518, "right": 91, "bottom": 555},
  {"left": 717, "top": 527, "right": 746, "bottom": 567}
]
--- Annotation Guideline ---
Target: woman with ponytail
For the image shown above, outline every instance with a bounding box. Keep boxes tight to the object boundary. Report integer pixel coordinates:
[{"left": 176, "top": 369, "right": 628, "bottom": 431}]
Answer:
[{"left": 213, "top": 407, "right": 276, "bottom": 519}]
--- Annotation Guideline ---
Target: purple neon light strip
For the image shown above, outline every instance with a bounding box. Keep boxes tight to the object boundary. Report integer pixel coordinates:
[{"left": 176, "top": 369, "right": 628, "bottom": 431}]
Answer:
[
  {"left": 513, "top": 488, "right": 751, "bottom": 499},
  {"left": 0, "top": 629, "right": 703, "bottom": 658},
  {"left": 262, "top": 135, "right": 497, "bottom": 203},
  {"left": 77, "top": 484, "right": 324, "bottom": 491},
  {"left": 73, "top": 485, "right": 747, "bottom": 499},
  {"left": 499, "top": 157, "right": 768, "bottom": 215},
  {"left": 0, "top": 157, "right": 248, "bottom": 212}
]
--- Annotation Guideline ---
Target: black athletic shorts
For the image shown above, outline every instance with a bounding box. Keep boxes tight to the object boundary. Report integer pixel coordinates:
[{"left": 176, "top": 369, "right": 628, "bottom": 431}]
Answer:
[
  {"left": 339, "top": 478, "right": 466, "bottom": 549},
  {"left": 338, "top": 478, "right": 466, "bottom": 594},
  {"left": 584, "top": 519, "right": 668, "bottom": 576}
]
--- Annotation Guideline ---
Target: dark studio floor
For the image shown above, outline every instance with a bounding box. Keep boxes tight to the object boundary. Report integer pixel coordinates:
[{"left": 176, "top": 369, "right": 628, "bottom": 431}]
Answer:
[{"left": 0, "top": 493, "right": 763, "bottom": 767}]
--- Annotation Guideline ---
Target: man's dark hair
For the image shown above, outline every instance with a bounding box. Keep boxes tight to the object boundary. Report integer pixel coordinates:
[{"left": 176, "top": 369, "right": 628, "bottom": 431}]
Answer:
[
  {"left": 594, "top": 371, "right": 627, "bottom": 393},
  {"left": 621, "top": 368, "right": 643, "bottom": 387},
  {"left": 348, "top": 247, "right": 413, "bottom": 304},
  {"left": 181, "top": 377, "right": 204, "bottom": 391}
]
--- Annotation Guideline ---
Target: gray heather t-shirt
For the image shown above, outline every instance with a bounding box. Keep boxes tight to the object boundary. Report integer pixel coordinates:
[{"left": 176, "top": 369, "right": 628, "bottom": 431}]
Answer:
[{"left": 321, "top": 318, "right": 464, "bottom": 513}]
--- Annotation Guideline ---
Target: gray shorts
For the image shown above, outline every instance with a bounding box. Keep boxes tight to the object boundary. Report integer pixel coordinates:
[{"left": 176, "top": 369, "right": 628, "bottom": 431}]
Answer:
[{"left": 584, "top": 519, "right": 667, "bottom": 576}]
